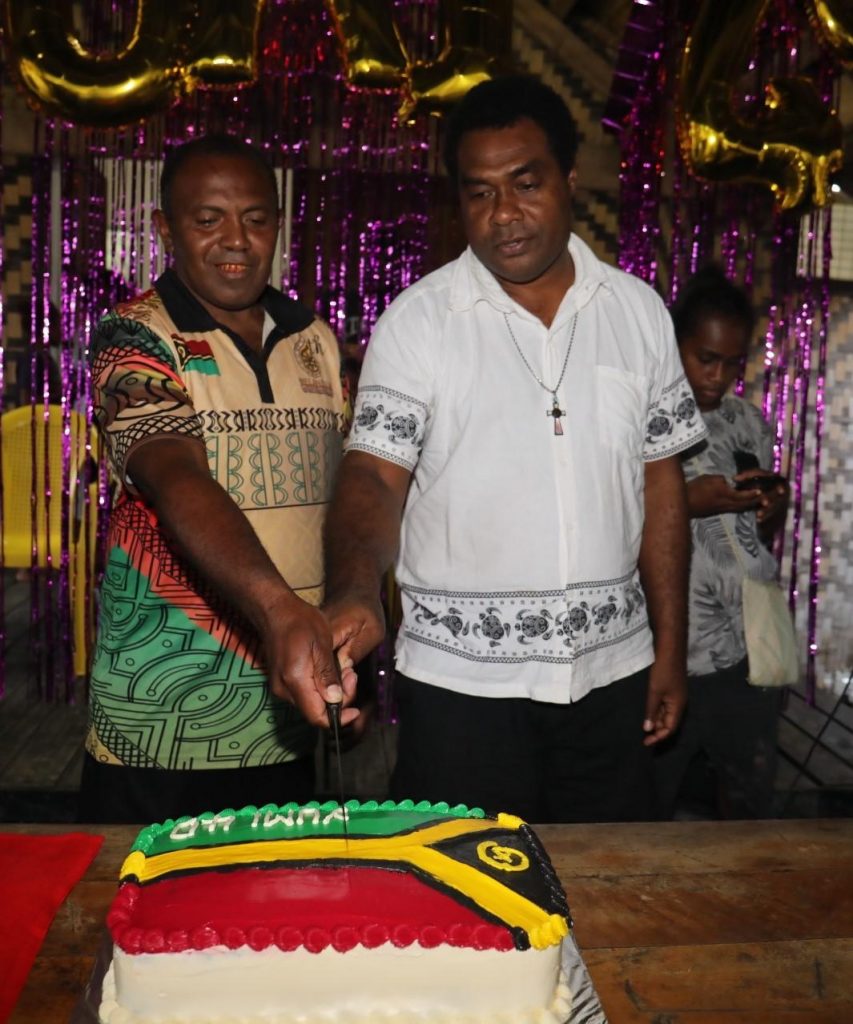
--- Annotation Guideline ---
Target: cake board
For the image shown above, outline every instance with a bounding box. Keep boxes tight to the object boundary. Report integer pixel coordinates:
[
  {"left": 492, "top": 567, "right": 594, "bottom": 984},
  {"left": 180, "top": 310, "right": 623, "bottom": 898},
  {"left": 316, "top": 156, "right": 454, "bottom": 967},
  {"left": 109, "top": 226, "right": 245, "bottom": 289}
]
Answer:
[{"left": 73, "top": 930, "right": 608, "bottom": 1023}]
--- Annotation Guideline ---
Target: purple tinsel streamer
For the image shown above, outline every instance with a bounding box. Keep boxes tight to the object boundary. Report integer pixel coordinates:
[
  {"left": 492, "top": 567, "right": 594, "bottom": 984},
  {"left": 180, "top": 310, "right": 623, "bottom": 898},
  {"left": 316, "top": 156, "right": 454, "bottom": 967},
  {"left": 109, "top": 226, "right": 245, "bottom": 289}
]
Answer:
[
  {"left": 787, "top": 228, "right": 811, "bottom": 626},
  {"left": 0, "top": 80, "right": 5, "bottom": 698},
  {"left": 616, "top": 13, "right": 666, "bottom": 285},
  {"left": 603, "top": 0, "right": 665, "bottom": 134},
  {"left": 799, "top": 33, "right": 841, "bottom": 701},
  {"left": 803, "top": 208, "right": 831, "bottom": 699}
]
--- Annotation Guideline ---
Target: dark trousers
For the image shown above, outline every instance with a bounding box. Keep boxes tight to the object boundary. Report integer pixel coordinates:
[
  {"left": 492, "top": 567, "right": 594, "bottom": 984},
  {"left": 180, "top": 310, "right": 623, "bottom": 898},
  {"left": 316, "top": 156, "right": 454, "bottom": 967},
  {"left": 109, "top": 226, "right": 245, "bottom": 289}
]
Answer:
[
  {"left": 77, "top": 754, "right": 315, "bottom": 825},
  {"left": 653, "top": 658, "right": 782, "bottom": 819},
  {"left": 389, "top": 669, "right": 655, "bottom": 823}
]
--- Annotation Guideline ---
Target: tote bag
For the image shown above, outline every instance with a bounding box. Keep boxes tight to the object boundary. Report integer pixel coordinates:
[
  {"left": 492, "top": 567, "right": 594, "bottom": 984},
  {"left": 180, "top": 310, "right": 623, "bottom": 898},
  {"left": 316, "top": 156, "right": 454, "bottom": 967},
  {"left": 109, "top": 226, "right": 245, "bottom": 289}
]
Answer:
[
  {"left": 720, "top": 517, "right": 799, "bottom": 688},
  {"left": 740, "top": 576, "right": 799, "bottom": 687}
]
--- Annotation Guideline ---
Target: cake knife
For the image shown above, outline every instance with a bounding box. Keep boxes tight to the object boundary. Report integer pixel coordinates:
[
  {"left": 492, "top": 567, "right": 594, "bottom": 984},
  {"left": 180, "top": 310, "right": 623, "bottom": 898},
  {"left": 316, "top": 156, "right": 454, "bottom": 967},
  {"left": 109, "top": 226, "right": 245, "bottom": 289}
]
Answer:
[{"left": 325, "top": 681, "right": 350, "bottom": 844}]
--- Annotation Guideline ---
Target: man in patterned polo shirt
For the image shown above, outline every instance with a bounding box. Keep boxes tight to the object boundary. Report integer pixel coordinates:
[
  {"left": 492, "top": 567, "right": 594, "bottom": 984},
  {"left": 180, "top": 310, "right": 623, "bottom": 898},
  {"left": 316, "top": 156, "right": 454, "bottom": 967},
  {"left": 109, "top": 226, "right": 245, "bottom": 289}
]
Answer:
[
  {"left": 322, "top": 76, "right": 707, "bottom": 823},
  {"left": 79, "top": 136, "right": 353, "bottom": 823}
]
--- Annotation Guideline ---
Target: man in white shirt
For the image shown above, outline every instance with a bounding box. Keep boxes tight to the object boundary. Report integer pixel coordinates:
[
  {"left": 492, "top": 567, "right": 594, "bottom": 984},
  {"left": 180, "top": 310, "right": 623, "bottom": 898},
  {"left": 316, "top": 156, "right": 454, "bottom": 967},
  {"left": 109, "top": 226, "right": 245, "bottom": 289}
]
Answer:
[{"left": 323, "top": 76, "right": 706, "bottom": 822}]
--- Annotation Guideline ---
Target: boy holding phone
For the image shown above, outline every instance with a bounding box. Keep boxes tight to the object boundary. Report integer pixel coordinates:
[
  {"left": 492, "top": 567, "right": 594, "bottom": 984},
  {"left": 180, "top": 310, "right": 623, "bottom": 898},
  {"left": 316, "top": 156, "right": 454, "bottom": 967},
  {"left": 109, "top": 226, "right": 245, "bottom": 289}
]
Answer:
[{"left": 654, "top": 266, "right": 789, "bottom": 820}]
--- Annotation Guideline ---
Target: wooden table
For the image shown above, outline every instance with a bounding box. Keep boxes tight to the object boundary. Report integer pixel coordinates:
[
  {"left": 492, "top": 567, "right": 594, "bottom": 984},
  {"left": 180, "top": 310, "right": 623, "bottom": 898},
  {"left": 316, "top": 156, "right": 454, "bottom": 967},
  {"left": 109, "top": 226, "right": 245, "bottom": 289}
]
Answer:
[{"left": 4, "top": 819, "right": 852, "bottom": 1023}]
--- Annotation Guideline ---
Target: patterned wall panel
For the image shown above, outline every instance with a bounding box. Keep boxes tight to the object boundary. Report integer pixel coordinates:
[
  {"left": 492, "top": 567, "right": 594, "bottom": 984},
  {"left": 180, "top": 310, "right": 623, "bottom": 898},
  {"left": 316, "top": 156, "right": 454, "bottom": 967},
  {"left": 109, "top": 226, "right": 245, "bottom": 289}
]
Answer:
[
  {"left": 815, "top": 293, "right": 853, "bottom": 682},
  {"left": 512, "top": 20, "right": 620, "bottom": 264},
  {"left": 1, "top": 155, "right": 33, "bottom": 404}
]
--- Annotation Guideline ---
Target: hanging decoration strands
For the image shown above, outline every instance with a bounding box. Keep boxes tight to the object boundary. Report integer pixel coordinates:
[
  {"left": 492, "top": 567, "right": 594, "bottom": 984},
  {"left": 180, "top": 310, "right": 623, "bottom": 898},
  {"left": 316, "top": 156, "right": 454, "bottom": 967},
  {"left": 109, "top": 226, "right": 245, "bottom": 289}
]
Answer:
[{"left": 607, "top": 0, "right": 839, "bottom": 701}]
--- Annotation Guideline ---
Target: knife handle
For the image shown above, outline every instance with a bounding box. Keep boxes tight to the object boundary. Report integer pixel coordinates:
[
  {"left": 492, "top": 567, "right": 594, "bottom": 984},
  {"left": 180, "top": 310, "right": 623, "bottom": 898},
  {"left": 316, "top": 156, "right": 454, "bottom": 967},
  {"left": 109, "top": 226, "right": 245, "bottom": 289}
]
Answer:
[{"left": 326, "top": 700, "right": 342, "bottom": 733}]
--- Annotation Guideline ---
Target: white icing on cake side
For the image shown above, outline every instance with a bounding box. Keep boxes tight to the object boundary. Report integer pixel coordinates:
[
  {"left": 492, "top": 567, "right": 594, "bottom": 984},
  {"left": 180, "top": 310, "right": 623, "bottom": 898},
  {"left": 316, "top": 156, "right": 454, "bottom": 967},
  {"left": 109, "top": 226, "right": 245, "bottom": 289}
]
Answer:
[{"left": 100, "top": 943, "right": 567, "bottom": 1023}]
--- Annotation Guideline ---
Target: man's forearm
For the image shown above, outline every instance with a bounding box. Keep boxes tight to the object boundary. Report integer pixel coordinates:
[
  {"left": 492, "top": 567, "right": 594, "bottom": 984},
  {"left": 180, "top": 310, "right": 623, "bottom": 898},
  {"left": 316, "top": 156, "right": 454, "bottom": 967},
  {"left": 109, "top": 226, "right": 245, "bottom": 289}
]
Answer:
[
  {"left": 639, "top": 456, "right": 690, "bottom": 658},
  {"left": 324, "top": 452, "right": 409, "bottom": 604}
]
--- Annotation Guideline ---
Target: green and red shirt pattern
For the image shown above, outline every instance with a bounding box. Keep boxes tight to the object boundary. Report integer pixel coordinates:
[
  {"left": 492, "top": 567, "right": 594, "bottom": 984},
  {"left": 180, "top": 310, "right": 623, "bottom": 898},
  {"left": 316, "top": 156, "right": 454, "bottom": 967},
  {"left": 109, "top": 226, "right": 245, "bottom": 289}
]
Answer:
[{"left": 87, "top": 270, "right": 345, "bottom": 770}]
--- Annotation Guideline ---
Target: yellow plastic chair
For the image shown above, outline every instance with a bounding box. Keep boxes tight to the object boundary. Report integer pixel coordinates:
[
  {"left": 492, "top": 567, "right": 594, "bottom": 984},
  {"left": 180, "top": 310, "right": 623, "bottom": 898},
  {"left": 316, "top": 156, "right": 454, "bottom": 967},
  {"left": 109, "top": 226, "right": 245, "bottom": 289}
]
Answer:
[{"left": 1, "top": 404, "right": 100, "bottom": 677}]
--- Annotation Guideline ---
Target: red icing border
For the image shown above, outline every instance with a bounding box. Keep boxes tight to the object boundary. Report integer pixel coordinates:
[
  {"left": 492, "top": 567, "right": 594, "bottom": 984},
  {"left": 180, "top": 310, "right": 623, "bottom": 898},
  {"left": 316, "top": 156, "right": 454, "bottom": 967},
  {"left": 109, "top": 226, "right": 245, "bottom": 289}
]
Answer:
[{"left": 108, "top": 866, "right": 516, "bottom": 955}]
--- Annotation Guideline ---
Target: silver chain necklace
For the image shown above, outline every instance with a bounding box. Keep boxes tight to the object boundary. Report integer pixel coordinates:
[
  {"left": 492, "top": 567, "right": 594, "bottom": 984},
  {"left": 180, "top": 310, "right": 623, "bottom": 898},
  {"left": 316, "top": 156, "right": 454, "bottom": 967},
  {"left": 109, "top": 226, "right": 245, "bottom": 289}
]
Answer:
[{"left": 503, "top": 312, "right": 579, "bottom": 436}]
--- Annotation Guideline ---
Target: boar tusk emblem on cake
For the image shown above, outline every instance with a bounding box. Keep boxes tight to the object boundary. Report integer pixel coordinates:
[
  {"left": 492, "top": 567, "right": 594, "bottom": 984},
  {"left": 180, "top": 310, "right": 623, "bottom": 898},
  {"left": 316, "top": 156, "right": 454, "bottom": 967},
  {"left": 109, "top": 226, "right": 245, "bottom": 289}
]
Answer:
[{"left": 477, "top": 839, "right": 529, "bottom": 872}]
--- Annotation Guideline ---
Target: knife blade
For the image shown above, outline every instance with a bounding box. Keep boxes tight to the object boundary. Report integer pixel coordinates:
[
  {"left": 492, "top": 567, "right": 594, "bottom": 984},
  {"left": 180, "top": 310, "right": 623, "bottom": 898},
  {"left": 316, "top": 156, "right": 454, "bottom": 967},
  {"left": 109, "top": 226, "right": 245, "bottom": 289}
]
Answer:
[{"left": 324, "top": 680, "right": 350, "bottom": 845}]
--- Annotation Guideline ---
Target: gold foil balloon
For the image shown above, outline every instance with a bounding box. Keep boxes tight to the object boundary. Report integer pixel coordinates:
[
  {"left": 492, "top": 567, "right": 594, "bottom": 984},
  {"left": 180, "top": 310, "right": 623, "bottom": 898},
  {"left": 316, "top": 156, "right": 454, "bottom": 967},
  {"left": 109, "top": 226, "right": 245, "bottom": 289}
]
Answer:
[
  {"left": 184, "top": 0, "right": 265, "bottom": 87},
  {"left": 4, "top": 0, "right": 264, "bottom": 127},
  {"left": 679, "top": 0, "right": 843, "bottom": 209},
  {"left": 324, "top": 1, "right": 513, "bottom": 120},
  {"left": 401, "top": 1, "right": 514, "bottom": 120},
  {"left": 805, "top": 0, "right": 853, "bottom": 69},
  {"left": 324, "top": 0, "right": 408, "bottom": 88}
]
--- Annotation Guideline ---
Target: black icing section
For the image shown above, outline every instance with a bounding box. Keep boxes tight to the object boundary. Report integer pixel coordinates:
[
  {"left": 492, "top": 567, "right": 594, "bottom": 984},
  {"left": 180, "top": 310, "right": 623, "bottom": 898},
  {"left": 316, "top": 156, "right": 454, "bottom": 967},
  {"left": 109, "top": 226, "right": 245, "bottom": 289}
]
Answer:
[
  {"left": 520, "top": 823, "right": 573, "bottom": 925},
  {"left": 430, "top": 825, "right": 570, "bottom": 921}
]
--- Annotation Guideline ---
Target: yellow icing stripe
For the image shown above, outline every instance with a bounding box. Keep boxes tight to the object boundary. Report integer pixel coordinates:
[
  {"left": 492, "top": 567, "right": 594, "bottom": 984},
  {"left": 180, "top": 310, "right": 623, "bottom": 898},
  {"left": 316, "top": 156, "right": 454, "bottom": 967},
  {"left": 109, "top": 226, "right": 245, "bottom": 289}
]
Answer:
[{"left": 119, "top": 817, "right": 567, "bottom": 946}]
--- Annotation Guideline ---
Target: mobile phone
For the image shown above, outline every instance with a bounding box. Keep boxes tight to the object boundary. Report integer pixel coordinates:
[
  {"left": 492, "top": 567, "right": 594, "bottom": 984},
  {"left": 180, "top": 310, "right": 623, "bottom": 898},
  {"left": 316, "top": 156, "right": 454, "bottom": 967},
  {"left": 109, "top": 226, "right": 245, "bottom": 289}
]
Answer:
[
  {"left": 733, "top": 450, "right": 760, "bottom": 474},
  {"left": 732, "top": 450, "right": 785, "bottom": 491},
  {"left": 734, "top": 473, "right": 787, "bottom": 492}
]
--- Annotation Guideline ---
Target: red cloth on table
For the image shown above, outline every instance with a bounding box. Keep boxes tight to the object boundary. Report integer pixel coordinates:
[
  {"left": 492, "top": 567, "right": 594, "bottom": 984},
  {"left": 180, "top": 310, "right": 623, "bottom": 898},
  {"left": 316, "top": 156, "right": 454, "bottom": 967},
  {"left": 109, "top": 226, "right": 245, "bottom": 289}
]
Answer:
[{"left": 0, "top": 832, "right": 104, "bottom": 1020}]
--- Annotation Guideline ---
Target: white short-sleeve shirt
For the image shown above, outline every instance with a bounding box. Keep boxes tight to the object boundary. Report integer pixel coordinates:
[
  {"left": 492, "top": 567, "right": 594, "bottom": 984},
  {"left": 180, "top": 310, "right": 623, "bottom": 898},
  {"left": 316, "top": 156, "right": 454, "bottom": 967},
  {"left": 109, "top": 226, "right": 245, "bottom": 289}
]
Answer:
[{"left": 346, "top": 235, "right": 706, "bottom": 703}]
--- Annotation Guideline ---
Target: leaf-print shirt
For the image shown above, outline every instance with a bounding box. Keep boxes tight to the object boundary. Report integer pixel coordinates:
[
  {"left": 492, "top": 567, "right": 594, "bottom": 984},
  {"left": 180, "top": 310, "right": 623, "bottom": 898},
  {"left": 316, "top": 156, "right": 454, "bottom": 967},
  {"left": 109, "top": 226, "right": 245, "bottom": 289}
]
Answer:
[{"left": 684, "top": 394, "right": 781, "bottom": 676}]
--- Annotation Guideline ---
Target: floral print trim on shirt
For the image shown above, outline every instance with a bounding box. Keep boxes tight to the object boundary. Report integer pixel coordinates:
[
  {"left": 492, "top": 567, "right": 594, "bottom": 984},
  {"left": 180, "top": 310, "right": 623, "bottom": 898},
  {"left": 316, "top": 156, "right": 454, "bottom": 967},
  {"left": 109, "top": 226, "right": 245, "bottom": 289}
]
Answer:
[
  {"left": 644, "top": 374, "right": 703, "bottom": 459},
  {"left": 400, "top": 572, "right": 648, "bottom": 665},
  {"left": 346, "top": 384, "right": 428, "bottom": 469}
]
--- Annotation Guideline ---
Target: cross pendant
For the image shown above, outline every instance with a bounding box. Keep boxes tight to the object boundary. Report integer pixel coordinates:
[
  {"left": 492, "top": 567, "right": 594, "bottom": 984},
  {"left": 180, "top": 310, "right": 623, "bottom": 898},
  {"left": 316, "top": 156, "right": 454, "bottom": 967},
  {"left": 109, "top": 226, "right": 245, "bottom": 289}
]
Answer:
[{"left": 548, "top": 397, "right": 565, "bottom": 436}]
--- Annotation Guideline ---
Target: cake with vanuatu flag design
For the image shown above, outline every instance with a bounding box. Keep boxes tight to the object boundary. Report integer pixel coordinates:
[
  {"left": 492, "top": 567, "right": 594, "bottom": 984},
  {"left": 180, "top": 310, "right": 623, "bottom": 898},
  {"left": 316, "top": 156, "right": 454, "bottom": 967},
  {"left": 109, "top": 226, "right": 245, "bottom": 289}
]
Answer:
[{"left": 99, "top": 798, "right": 573, "bottom": 1023}]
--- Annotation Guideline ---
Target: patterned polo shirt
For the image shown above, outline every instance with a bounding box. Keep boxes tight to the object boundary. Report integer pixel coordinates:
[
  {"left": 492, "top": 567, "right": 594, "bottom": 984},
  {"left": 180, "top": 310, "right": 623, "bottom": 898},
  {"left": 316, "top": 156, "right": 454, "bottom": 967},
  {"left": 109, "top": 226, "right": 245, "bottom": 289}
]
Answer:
[
  {"left": 346, "top": 236, "right": 707, "bottom": 704},
  {"left": 87, "top": 269, "right": 346, "bottom": 770}
]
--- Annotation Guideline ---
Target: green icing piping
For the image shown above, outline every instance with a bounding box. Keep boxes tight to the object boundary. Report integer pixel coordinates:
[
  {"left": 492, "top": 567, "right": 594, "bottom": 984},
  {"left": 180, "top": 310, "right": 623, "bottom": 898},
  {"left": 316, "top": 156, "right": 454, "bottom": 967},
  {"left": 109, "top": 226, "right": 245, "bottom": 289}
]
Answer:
[{"left": 132, "top": 798, "right": 487, "bottom": 856}]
